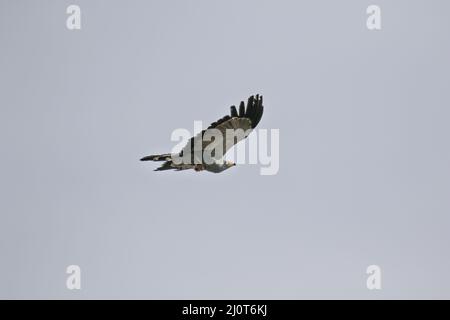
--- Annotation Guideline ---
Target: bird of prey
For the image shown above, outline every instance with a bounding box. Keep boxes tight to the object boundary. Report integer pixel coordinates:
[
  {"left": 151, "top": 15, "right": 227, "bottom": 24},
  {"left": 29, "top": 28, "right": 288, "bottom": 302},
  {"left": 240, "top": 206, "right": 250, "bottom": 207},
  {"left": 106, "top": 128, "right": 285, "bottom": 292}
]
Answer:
[{"left": 140, "top": 94, "right": 264, "bottom": 173}]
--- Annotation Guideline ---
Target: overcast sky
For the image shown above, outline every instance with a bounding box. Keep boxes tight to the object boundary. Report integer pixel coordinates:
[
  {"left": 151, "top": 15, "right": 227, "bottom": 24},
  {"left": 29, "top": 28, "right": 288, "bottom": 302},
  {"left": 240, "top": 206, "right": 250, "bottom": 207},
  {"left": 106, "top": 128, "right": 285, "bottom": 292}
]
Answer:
[{"left": 1, "top": 0, "right": 450, "bottom": 299}]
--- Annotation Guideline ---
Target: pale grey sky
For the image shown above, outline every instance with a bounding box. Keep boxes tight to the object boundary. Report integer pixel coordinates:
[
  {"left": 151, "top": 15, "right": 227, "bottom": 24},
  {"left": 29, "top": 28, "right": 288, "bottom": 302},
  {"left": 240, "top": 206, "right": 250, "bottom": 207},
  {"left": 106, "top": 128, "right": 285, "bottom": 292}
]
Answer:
[{"left": 1, "top": 0, "right": 449, "bottom": 299}]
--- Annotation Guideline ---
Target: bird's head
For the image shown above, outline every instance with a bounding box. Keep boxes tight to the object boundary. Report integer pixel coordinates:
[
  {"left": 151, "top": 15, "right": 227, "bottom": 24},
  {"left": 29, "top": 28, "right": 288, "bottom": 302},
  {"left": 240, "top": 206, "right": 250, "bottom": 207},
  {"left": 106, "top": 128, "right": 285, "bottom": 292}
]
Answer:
[{"left": 224, "top": 160, "right": 236, "bottom": 169}]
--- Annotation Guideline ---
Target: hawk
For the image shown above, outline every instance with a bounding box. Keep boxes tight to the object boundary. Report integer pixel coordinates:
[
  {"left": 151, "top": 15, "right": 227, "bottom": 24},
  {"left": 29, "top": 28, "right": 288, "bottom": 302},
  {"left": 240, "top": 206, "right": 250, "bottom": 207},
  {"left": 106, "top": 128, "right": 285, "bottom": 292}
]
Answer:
[{"left": 140, "top": 94, "right": 264, "bottom": 173}]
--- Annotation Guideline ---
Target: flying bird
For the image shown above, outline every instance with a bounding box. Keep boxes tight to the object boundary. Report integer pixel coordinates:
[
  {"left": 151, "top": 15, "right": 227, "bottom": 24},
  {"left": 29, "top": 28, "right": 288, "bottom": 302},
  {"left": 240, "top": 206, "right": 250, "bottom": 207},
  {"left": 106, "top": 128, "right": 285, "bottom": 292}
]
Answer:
[{"left": 140, "top": 94, "right": 264, "bottom": 173}]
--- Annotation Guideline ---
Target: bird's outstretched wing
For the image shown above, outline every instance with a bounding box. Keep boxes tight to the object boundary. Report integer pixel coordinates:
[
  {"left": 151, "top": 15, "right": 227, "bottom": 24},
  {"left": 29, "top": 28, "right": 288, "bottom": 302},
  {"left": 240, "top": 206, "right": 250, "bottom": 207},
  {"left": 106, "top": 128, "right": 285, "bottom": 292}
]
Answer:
[{"left": 180, "top": 95, "right": 264, "bottom": 162}]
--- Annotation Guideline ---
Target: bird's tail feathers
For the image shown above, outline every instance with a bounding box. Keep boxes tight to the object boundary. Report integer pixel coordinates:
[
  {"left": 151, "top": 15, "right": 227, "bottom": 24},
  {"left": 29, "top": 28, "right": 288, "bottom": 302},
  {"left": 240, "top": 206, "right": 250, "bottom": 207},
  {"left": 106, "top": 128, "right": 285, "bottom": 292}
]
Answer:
[
  {"left": 154, "top": 161, "right": 175, "bottom": 171},
  {"left": 140, "top": 153, "right": 172, "bottom": 161}
]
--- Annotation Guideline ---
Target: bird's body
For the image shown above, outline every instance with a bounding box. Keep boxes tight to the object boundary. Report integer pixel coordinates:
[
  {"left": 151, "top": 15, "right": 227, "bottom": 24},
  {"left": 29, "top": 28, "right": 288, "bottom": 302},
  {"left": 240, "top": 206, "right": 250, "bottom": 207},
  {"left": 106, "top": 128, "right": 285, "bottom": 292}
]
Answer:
[{"left": 140, "top": 95, "right": 264, "bottom": 173}]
